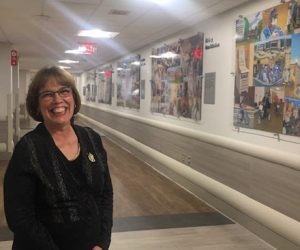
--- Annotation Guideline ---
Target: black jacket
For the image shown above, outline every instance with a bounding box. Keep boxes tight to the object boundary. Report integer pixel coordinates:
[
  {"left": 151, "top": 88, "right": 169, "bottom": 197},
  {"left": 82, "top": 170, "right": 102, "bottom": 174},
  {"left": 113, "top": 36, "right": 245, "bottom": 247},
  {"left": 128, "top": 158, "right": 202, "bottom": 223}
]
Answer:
[{"left": 4, "top": 123, "right": 113, "bottom": 250}]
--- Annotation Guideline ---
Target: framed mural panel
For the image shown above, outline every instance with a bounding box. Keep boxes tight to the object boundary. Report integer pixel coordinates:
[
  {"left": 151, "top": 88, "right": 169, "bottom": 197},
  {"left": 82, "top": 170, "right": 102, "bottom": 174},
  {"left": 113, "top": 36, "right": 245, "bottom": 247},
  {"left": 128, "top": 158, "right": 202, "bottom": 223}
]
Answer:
[
  {"left": 234, "top": 1, "right": 300, "bottom": 137},
  {"left": 150, "top": 32, "right": 204, "bottom": 120},
  {"left": 85, "top": 69, "right": 97, "bottom": 102},
  {"left": 97, "top": 64, "right": 112, "bottom": 104},
  {"left": 116, "top": 55, "right": 141, "bottom": 109}
]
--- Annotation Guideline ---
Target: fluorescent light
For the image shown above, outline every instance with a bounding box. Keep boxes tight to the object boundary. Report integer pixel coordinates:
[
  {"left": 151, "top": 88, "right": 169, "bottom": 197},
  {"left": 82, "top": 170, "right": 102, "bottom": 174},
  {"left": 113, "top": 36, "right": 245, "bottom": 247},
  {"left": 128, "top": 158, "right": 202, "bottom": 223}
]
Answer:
[
  {"left": 58, "top": 59, "right": 79, "bottom": 64},
  {"left": 78, "top": 29, "right": 119, "bottom": 38},
  {"left": 65, "top": 49, "right": 82, "bottom": 55},
  {"left": 59, "top": 66, "right": 71, "bottom": 69}
]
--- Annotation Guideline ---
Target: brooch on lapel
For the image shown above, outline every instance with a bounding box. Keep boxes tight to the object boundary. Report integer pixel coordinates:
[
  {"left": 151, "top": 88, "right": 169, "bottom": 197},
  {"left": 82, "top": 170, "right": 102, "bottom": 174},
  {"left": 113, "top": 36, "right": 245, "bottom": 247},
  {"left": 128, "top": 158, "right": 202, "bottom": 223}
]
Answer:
[{"left": 88, "top": 152, "right": 96, "bottom": 162}]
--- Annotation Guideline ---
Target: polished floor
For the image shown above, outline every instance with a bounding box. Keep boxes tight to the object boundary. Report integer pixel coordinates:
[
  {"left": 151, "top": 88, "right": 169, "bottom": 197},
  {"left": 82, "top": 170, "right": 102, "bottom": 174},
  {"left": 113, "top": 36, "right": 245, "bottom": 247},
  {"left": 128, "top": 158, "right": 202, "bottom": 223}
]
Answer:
[{"left": 0, "top": 120, "right": 275, "bottom": 249}]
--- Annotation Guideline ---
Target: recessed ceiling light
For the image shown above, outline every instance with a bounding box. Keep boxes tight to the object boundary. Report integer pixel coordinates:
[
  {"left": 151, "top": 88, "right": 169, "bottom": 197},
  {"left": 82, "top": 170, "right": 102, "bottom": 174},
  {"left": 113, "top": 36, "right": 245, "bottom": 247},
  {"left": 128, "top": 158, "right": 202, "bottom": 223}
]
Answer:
[
  {"left": 59, "top": 65, "right": 71, "bottom": 69},
  {"left": 78, "top": 29, "right": 119, "bottom": 38},
  {"left": 58, "top": 60, "right": 79, "bottom": 64},
  {"left": 65, "top": 49, "right": 82, "bottom": 55}
]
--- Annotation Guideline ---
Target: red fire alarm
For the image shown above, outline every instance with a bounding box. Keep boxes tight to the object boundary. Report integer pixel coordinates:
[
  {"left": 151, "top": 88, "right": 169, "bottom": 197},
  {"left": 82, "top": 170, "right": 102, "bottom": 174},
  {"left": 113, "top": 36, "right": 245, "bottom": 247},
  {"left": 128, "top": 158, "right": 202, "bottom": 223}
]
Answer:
[
  {"left": 105, "top": 71, "right": 112, "bottom": 78},
  {"left": 11, "top": 50, "right": 18, "bottom": 66},
  {"left": 193, "top": 48, "right": 202, "bottom": 59}
]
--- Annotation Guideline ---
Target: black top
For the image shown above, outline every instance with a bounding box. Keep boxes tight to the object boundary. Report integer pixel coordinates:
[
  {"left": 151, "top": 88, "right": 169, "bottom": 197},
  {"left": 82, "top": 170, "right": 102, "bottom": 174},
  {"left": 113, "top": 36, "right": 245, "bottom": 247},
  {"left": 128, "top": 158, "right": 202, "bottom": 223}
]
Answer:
[{"left": 4, "top": 123, "right": 113, "bottom": 250}]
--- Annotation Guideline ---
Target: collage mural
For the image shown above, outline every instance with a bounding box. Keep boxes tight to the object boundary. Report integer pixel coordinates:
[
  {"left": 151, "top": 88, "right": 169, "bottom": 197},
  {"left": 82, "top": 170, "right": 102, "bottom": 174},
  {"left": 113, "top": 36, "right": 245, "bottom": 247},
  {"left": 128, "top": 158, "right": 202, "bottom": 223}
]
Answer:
[
  {"left": 98, "top": 64, "right": 113, "bottom": 104},
  {"left": 150, "top": 33, "right": 204, "bottom": 120},
  {"left": 235, "top": 0, "right": 300, "bottom": 137},
  {"left": 83, "top": 64, "right": 112, "bottom": 104},
  {"left": 82, "top": 32, "right": 204, "bottom": 121},
  {"left": 116, "top": 55, "right": 141, "bottom": 109},
  {"left": 83, "top": 69, "right": 97, "bottom": 102}
]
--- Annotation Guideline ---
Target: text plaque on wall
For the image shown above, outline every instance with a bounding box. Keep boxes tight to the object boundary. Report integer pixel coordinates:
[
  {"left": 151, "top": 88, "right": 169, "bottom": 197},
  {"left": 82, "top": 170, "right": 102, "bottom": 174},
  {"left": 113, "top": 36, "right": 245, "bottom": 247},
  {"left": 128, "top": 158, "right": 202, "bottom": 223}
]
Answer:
[{"left": 204, "top": 72, "right": 216, "bottom": 104}]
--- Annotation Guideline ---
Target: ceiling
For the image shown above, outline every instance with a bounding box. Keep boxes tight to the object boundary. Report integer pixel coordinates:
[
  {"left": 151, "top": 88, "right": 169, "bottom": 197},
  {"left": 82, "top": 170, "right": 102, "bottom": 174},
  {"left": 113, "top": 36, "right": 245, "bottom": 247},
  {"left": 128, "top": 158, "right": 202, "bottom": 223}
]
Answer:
[{"left": 0, "top": 0, "right": 249, "bottom": 73}]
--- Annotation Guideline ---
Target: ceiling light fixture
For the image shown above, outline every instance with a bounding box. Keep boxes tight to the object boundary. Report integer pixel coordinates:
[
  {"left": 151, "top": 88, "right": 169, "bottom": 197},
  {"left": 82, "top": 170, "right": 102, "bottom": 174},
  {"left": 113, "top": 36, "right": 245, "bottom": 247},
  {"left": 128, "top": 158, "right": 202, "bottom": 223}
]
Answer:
[
  {"left": 58, "top": 60, "right": 79, "bottom": 64},
  {"left": 65, "top": 49, "right": 82, "bottom": 55},
  {"left": 78, "top": 29, "right": 119, "bottom": 38},
  {"left": 59, "top": 65, "right": 71, "bottom": 69}
]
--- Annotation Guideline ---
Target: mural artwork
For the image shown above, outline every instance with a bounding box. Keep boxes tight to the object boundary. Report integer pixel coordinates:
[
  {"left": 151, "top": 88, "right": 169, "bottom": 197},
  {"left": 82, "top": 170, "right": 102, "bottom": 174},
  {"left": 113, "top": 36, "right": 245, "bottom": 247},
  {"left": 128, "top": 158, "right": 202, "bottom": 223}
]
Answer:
[
  {"left": 151, "top": 33, "right": 204, "bottom": 120},
  {"left": 84, "top": 69, "right": 97, "bottom": 102},
  {"left": 116, "top": 55, "right": 141, "bottom": 109},
  {"left": 235, "top": 1, "right": 300, "bottom": 137},
  {"left": 97, "top": 64, "right": 113, "bottom": 105}
]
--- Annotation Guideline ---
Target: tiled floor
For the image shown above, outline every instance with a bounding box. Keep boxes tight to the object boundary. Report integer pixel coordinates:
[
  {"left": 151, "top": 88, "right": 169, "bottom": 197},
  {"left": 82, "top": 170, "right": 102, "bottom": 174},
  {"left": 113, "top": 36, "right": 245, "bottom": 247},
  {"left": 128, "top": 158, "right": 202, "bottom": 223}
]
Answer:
[{"left": 0, "top": 225, "right": 274, "bottom": 250}]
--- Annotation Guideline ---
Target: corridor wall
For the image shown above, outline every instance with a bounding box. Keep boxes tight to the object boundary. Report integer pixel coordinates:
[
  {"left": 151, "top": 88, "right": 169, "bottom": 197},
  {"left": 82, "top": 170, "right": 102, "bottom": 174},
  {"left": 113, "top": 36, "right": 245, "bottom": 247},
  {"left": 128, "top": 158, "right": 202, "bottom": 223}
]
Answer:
[
  {"left": 78, "top": 0, "right": 300, "bottom": 249},
  {"left": 0, "top": 42, "right": 12, "bottom": 119}
]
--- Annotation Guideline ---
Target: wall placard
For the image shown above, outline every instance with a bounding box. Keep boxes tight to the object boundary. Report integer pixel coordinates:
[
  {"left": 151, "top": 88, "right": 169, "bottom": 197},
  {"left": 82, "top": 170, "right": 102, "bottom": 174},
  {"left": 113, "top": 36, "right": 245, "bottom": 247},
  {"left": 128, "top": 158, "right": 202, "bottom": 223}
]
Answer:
[{"left": 204, "top": 72, "right": 216, "bottom": 104}]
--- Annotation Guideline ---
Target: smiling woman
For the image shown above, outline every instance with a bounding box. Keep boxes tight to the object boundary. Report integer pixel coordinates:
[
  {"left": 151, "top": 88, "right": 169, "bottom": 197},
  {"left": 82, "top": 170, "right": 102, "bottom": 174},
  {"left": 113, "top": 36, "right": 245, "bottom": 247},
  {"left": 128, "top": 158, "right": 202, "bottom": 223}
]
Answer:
[{"left": 3, "top": 66, "right": 113, "bottom": 250}]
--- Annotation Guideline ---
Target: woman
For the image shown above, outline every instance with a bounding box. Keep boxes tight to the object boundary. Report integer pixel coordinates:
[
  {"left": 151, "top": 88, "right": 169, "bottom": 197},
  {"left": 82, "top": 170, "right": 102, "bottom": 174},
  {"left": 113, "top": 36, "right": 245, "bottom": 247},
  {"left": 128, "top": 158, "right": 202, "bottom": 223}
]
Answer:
[{"left": 4, "top": 66, "right": 113, "bottom": 250}]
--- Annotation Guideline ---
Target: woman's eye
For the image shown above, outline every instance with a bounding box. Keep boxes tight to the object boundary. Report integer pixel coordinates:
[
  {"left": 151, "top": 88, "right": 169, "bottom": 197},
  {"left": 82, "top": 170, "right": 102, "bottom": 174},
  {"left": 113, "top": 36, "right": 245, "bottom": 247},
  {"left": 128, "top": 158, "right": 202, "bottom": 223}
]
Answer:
[
  {"left": 61, "top": 89, "right": 70, "bottom": 94},
  {"left": 41, "top": 92, "right": 53, "bottom": 98}
]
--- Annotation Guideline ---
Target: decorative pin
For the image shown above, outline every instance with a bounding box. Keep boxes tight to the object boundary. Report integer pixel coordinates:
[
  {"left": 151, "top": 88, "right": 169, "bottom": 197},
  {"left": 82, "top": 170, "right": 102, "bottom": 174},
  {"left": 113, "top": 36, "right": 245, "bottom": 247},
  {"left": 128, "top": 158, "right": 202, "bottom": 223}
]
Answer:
[{"left": 88, "top": 152, "right": 96, "bottom": 162}]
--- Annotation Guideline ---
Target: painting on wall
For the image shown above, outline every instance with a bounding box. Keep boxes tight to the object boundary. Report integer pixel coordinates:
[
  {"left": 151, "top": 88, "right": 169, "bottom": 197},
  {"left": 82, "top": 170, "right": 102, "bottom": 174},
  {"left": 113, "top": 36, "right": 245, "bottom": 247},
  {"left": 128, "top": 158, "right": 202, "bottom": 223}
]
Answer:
[
  {"left": 85, "top": 69, "right": 97, "bottom": 102},
  {"left": 234, "top": 1, "right": 300, "bottom": 137},
  {"left": 97, "top": 64, "right": 112, "bottom": 104},
  {"left": 116, "top": 55, "right": 141, "bottom": 109},
  {"left": 150, "top": 32, "right": 204, "bottom": 120}
]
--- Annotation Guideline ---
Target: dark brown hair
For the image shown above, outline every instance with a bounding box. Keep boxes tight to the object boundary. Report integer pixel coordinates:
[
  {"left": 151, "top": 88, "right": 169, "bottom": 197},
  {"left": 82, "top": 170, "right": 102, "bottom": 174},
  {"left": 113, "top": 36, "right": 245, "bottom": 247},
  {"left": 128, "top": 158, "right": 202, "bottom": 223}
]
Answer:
[{"left": 26, "top": 66, "right": 81, "bottom": 122}]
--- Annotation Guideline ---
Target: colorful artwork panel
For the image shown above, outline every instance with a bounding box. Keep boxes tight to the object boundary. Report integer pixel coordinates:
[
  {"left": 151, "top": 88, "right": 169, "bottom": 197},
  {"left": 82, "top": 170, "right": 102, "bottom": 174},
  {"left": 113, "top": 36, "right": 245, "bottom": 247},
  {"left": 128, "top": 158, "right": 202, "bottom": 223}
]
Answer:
[
  {"left": 85, "top": 69, "right": 97, "bottom": 102},
  {"left": 97, "top": 64, "right": 112, "bottom": 104},
  {"left": 253, "top": 36, "right": 291, "bottom": 87},
  {"left": 151, "top": 33, "right": 204, "bottom": 120},
  {"left": 116, "top": 55, "right": 141, "bottom": 109},
  {"left": 234, "top": 1, "right": 300, "bottom": 137}
]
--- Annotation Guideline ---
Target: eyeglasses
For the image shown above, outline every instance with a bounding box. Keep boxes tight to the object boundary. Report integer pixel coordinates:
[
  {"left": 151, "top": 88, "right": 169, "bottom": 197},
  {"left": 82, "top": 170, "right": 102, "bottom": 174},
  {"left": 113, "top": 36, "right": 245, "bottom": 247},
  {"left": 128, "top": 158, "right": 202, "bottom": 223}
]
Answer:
[{"left": 39, "top": 86, "right": 72, "bottom": 101}]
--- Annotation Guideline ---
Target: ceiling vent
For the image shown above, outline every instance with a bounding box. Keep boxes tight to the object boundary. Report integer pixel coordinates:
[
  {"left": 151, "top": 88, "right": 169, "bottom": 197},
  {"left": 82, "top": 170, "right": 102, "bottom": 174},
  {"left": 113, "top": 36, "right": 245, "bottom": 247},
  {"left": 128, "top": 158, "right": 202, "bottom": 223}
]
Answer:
[{"left": 109, "top": 9, "right": 130, "bottom": 15}]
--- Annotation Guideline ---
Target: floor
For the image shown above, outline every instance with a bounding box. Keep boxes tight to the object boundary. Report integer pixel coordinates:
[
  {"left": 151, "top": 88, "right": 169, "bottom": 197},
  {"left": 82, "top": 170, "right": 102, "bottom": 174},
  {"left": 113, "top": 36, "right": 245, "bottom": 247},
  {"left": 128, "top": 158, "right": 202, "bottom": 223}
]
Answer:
[{"left": 0, "top": 120, "right": 275, "bottom": 250}]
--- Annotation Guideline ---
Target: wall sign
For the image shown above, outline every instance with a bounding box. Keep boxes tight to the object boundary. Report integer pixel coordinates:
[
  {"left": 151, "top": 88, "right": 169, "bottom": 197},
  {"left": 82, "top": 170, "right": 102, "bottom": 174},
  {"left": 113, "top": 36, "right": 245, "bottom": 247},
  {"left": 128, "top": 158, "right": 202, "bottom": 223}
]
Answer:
[
  {"left": 205, "top": 37, "right": 220, "bottom": 50},
  {"left": 204, "top": 72, "right": 216, "bottom": 104}
]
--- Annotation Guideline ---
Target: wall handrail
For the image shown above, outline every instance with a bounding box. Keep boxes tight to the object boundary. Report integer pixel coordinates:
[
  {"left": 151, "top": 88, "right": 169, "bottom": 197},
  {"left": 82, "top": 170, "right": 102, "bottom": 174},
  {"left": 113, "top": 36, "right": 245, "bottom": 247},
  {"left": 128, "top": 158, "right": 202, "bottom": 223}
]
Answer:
[
  {"left": 80, "top": 105, "right": 300, "bottom": 171},
  {"left": 78, "top": 113, "right": 300, "bottom": 247}
]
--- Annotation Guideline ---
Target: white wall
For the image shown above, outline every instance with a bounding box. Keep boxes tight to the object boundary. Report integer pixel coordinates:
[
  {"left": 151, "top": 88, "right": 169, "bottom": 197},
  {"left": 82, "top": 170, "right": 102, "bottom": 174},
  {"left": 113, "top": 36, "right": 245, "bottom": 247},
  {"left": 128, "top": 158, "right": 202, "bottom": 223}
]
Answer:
[
  {"left": 79, "top": 0, "right": 300, "bottom": 155},
  {"left": 19, "top": 70, "right": 27, "bottom": 105}
]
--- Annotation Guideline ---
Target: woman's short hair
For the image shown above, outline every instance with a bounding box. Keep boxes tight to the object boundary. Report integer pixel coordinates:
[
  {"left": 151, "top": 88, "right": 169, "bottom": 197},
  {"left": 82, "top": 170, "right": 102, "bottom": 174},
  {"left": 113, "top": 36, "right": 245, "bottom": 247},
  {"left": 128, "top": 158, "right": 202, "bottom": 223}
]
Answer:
[{"left": 26, "top": 66, "right": 81, "bottom": 122}]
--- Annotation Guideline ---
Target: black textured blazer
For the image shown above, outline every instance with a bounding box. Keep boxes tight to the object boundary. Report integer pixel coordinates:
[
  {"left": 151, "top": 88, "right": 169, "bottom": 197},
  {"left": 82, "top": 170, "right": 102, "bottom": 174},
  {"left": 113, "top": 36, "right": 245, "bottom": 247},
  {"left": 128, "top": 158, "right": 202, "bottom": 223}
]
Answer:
[{"left": 4, "top": 123, "right": 113, "bottom": 250}]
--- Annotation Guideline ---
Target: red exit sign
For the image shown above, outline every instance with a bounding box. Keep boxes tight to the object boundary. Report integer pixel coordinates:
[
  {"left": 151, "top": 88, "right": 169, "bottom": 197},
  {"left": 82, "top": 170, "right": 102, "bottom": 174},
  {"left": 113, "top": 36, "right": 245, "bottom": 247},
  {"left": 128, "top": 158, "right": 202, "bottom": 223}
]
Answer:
[{"left": 11, "top": 50, "right": 18, "bottom": 66}]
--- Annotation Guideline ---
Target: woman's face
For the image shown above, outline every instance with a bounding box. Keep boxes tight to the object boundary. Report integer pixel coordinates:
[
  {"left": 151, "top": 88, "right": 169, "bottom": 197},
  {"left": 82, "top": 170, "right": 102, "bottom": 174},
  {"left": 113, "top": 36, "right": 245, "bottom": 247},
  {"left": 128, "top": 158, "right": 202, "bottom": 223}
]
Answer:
[{"left": 38, "top": 79, "right": 75, "bottom": 129}]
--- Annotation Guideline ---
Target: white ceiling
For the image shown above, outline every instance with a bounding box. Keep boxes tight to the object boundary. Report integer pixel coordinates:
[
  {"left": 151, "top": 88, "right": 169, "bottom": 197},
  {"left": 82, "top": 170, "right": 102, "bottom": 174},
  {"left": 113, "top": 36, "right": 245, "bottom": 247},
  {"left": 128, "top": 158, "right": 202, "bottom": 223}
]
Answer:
[{"left": 0, "top": 0, "right": 249, "bottom": 73}]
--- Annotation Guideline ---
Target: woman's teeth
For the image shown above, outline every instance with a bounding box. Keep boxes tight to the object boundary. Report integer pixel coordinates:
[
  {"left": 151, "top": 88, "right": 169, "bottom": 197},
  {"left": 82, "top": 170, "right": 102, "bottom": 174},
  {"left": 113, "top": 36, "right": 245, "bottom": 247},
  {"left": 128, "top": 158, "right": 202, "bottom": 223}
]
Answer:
[{"left": 52, "top": 107, "right": 66, "bottom": 114}]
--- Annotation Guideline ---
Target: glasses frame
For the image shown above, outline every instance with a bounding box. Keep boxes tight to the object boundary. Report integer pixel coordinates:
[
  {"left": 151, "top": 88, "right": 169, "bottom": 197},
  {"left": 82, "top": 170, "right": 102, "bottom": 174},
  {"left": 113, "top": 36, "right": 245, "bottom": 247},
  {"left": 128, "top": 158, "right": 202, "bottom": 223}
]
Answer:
[{"left": 39, "top": 86, "right": 73, "bottom": 101}]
